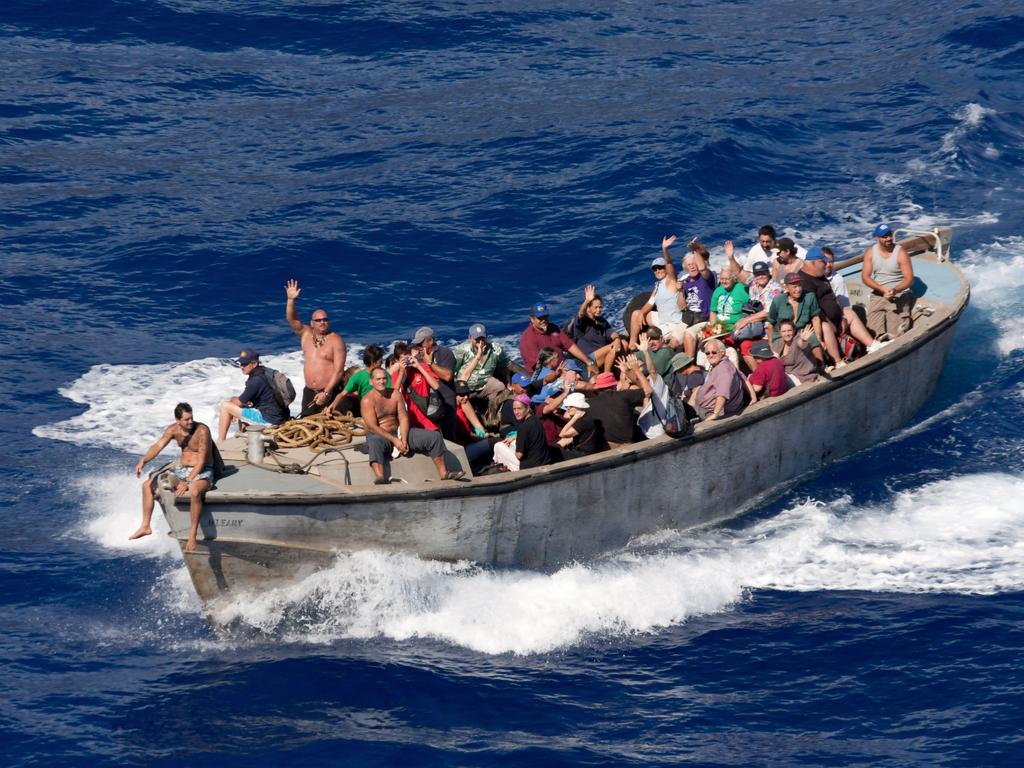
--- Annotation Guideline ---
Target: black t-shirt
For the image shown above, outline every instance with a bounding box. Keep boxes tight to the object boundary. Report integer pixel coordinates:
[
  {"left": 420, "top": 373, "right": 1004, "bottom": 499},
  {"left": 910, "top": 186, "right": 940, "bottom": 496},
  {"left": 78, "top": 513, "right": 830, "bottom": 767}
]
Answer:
[
  {"left": 671, "top": 369, "right": 706, "bottom": 402},
  {"left": 572, "top": 315, "right": 614, "bottom": 356},
  {"left": 432, "top": 344, "right": 457, "bottom": 409},
  {"left": 798, "top": 271, "right": 842, "bottom": 328},
  {"left": 239, "top": 368, "right": 287, "bottom": 424},
  {"left": 515, "top": 414, "right": 551, "bottom": 469},
  {"left": 499, "top": 399, "right": 518, "bottom": 437},
  {"left": 572, "top": 413, "right": 608, "bottom": 455},
  {"left": 585, "top": 389, "right": 644, "bottom": 444}
]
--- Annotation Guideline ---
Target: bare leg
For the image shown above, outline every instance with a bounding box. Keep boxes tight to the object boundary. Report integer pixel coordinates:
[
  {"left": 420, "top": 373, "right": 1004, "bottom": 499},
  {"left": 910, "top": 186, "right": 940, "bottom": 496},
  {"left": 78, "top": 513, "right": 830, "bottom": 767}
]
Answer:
[
  {"left": 741, "top": 354, "right": 756, "bottom": 374},
  {"left": 432, "top": 455, "right": 447, "bottom": 478},
  {"left": 217, "top": 400, "right": 244, "bottom": 442},
  {"left": 812, "top": 346, "right": 825, "bottom": 366},
  {"left": 129, "top": 477, "right": 158, "bottom": 540},
  {"left": 628, "top": 309, "right": 646, "bottom": 349},
  {"left": 821, "top": 321, "right": 843, "bottom": 364},
  {"left": 183, "top": 478, "right": 211, "bottom": 552},
  {"left": 683, "top": 330, "right": 698, "bottom": 359},
  {"left": 369, "top": 461, "right": 387, "bottom": 483}
]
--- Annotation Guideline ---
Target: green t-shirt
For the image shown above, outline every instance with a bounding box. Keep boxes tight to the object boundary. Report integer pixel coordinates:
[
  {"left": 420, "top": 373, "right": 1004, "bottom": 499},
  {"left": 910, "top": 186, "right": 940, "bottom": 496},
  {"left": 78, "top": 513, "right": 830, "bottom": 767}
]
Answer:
[
  {"left": 343, "top": 369, "right": 391, "bottom": 398},
  {"left": 709, "top": 282, "right": 749, "bottom": 329},
  {"left": 768, "top": 293, "right": 822, "bottom": 340}
]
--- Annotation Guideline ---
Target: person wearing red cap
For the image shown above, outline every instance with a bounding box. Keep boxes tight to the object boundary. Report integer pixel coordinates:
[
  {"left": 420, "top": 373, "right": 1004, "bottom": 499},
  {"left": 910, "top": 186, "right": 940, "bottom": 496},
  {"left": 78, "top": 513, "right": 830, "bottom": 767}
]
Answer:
[
  {"left": 584, "top": 369, "right": 647, "bottom": 448},
  {"left": 860, "top": 224, "right": 916, "bottom": 338}
]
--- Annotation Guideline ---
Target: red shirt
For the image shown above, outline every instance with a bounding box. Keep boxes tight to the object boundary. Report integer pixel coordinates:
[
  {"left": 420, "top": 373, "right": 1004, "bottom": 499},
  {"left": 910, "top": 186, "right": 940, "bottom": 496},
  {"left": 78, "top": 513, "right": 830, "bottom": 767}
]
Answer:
[
  {"left": 748, "top": 357, "right": 790, "bottom": 398},
  {"left": 519, "top": 322, "right": 575, "bottom": 371}
]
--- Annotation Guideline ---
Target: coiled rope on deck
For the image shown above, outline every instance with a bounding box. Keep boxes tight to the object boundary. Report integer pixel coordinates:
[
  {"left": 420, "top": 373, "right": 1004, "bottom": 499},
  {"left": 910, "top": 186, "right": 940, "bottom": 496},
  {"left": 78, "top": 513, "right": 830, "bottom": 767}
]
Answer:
[{"left": 265, "top": 411, "right": 367, "bottom": 451}]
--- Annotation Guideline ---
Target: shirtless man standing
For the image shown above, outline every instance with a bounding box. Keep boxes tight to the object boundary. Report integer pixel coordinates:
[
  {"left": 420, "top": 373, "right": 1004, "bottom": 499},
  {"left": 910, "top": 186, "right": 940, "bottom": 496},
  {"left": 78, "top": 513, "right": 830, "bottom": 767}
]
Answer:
[
  {"left": 130, "top": 402, "right": 215, "bottom": 552},
  {"left": 285, "top": 279, "right": 347, "bottom": 416},
  {"left": 361, "top": 368, "right": 464, "bottom": 484}
]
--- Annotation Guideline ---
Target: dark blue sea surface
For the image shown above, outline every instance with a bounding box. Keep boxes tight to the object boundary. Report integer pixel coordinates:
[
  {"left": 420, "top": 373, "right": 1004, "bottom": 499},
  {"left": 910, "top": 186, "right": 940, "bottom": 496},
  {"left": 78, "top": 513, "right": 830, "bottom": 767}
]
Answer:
[{"left": 3, "top": 1, "right": 1024, "bottom": 765}]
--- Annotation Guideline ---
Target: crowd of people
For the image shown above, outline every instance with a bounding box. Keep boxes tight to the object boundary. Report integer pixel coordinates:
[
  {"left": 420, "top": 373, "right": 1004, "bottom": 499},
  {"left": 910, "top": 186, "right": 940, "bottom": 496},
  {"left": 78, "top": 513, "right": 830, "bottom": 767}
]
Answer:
[{"left": 131, "top": 223, "right": 918, "bottom": 548}]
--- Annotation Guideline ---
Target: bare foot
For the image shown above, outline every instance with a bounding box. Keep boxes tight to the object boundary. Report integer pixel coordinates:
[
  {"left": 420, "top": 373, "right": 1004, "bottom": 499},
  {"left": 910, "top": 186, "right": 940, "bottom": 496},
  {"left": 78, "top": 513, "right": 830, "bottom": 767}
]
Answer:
[
  {"left": 128, "top": 526, "right": 152, "bottom": 540},
  {"left": 184, "top": 537, "right": 197, "bottom": 552}
]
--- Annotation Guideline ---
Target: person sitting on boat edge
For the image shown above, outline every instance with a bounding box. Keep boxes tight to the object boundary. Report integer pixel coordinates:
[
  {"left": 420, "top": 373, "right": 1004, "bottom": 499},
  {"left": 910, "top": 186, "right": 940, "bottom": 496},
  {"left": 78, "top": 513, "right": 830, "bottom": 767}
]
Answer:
[
  {"left": 130, "top": 402, "right": 220, "bottom": 551},
  {"left": 820, "top": 247, "right": 887, "bottom": 355},
  {"left": 411, "top": 326, "right": 458, "bottom": 440},
  {"left": 570, "top": 284, "right": 625, "bottom": 373},
  {"left": 797, "top": 247, "right": 879, "bottom": 364},
  {"left": 628, "top": 236, "right": 688, "bottom": 350},
  {"left": 519, "top": 300, "right": 597, "bottom": 376},
  {"left": 747, "top": 340, "right": 790, "bottom": 400},
  {"left": 216, "top": 348, "right": 287, "bottom": 443},
  {"left": 284, "top": 279, "right": 347, "bottom": 417},
  {"left": 453, "top": 323, "right": 520, "bottom": 411},
  {"left": 860, "top": 223, "right": 916, "bottom": 338},
  {"left": 694, "top": 338, "right": 747, "bottom": 421},
  {"left": 361, "top": 367, "right": 464, "bottom": 484}
]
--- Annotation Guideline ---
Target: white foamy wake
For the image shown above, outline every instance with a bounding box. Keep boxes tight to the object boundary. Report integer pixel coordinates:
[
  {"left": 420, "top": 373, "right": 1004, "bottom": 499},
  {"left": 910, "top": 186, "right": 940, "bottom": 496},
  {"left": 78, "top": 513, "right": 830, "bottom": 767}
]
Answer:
[
  {"left": 958, "top": 235, "right": 1024, "bottom": 355},
  {"left": 941, "top": 102, "right": 996, "bottom": 157},
  {"left": 34, "top": 351, "right": 310, "bottom": 453},
  {"left": 74, "top": 471, "right": 181, "bottom": 558},
  {"left": 195, "top": 473, "right": 1024, "bottom": 655}
]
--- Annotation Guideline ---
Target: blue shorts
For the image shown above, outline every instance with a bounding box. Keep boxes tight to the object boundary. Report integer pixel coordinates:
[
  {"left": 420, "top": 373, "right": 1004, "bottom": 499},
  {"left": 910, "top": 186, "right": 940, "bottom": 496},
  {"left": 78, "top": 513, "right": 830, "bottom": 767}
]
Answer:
[
  {"left": 173, "top": 465, "right": 214, "bottom": 484},
  {"left": 240, "top": 407, "right": 270, "bottom": 426}
]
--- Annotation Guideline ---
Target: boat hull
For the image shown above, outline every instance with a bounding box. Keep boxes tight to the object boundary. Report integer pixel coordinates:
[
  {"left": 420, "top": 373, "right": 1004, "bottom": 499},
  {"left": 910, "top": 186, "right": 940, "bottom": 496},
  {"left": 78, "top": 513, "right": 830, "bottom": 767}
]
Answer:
[{"left": 161, "top": 316, "right": 960, "bottom": 604}]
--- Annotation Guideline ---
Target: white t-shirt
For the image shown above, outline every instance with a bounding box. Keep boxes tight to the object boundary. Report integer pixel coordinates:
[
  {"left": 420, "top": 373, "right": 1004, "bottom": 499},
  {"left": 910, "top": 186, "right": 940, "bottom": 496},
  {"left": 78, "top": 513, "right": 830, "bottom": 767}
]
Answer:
[
  {"left": 743, "top": 241, "right": 806, "bottom": 274},
  {"left": 828, "top": 272, "right": 850, "bottom": 308}
]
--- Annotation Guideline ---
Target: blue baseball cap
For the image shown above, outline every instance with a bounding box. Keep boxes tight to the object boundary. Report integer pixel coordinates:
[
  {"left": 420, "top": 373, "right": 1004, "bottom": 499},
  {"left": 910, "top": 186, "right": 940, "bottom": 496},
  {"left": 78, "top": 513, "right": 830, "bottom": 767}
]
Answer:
[
  {"left": 234, "top": 348, "right": 259, "bottom": 366},
  {"left": 468, "top": 323, "right": 487, "bottom": 339},
  {"left": 531, "top": 301, "right": 549, "bottom": 317},
  {"left": 651, "top": 257, "right": 667, "bottom": 268},
  {"left": 874, "top": 224, "right": 893, "bottom": 238},
  {"left": 803, "top": 246, "right": 825, "bottom": 262},
  {"left": 510, "top": 372, "right": 531, "bottom": 387},
  {"left": 563, "top": 359, "right": 584, "bottom": 372}
]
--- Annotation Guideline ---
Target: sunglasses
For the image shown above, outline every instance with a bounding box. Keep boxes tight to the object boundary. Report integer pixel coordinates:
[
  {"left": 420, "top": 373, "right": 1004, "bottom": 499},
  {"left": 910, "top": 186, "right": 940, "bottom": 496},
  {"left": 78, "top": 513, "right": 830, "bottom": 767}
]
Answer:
[{"left": 312, "top": 318, "right": 329, "bottom": 323}]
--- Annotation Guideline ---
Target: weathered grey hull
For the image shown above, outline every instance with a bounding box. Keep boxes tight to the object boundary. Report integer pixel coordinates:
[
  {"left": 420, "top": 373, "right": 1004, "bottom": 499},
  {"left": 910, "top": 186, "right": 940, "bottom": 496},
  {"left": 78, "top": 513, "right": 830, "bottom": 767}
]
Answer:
[{"left": 157, "top": 239, "right": 968, "bottom": 608}]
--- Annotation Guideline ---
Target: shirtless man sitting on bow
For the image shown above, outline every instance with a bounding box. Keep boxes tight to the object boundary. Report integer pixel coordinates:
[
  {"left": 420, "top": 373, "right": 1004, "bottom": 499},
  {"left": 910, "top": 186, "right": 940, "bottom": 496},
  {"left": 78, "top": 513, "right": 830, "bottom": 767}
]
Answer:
[
  {"left": 130, "top": 402, "right": 216, "bottom": 552},
  {"left": 285, "top": 279, "right": 348, "bottom": 416}
]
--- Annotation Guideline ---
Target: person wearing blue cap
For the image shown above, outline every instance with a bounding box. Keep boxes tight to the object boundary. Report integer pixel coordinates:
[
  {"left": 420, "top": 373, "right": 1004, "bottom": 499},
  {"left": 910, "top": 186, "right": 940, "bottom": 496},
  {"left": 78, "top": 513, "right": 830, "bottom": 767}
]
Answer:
[
  {"left": 860, "top": 223, "right": 916, "bottom": 338},
  {"left": 796, "top": 246, "right": 879, "bottom": 365},
  {"left": 519, "top": 300, "right": 598, "bottom": 375}
]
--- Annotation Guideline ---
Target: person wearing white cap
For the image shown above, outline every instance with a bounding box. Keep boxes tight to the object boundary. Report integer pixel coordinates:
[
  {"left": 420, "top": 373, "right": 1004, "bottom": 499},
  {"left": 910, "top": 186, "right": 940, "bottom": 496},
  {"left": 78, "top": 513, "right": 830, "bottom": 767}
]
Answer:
[
  {"left": 860, "top": 224, "right": 916, "bottom": 338},
  {"left": 556, "top": 392, "right": 608, "bottom": 457}
]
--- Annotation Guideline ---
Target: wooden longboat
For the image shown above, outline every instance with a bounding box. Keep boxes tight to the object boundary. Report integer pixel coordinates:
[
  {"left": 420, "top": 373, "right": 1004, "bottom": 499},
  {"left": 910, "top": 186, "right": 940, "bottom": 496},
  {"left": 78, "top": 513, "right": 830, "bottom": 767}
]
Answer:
[{"left": 156, "top": 228, "right": 968, "bottom": 609}]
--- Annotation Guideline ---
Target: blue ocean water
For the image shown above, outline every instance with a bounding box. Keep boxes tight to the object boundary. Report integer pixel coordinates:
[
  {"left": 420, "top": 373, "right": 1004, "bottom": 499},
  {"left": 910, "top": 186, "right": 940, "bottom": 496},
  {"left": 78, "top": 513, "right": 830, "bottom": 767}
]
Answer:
[{"left": 3, "top": 1, "right": 1024, "bottom": 764}]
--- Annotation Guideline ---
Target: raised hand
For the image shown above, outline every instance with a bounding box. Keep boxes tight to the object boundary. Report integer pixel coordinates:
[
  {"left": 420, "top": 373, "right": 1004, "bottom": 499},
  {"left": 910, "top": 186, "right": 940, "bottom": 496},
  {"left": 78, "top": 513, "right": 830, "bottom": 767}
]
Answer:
[
  {"left": 637, "top": 332, "right": 650, "bottom": 353},
  {"left": 724, "top": 240, "right": 734, "bottom": 259},
  {"left": 285, "top": 279, "right": 301, "bottom": 300},
  {"left": 662, "top": 235, "right": 677, "bottom": 250},
  {"left": 584, "top": 284, "right": 596, "bottom": 302}
]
